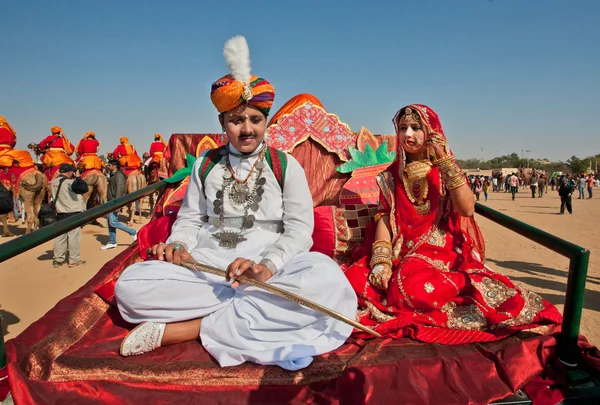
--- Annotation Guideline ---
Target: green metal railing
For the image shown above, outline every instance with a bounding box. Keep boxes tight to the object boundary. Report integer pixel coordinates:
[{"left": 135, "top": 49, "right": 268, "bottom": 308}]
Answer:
[
  {"left": 0, "top": 187, "right": 591, "bottom": 372},
  {"left": 0, "top": 180, "right": 167, "bottom": 371},
  {"left": 0, "top": 180, "right": 167, "bottom": 263},
  {"left": 475, "top": 202, "right": 590, "bottom": 366}
]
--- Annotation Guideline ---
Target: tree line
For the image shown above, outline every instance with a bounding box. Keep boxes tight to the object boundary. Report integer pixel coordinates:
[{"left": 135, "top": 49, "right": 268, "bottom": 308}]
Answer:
[{"left": 456, "top": 153, "right": 600, "bottom": 174}]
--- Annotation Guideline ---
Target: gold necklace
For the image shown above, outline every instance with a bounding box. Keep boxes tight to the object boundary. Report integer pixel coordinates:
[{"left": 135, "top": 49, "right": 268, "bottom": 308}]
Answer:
[{"left": 402, "top": 159, "right": 432, "bottom": 215}]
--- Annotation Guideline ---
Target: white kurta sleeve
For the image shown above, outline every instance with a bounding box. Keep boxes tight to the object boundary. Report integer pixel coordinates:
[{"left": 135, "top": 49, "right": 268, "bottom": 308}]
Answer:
[
  {"left": 166, "top": 157, "right": 207, "bottom": 252},
  {"left": 260, "top": 155, "right": 314, "bottom": 272}
]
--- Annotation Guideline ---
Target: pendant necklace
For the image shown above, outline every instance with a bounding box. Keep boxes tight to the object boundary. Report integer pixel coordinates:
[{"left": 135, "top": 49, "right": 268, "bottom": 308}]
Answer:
[{"left": 212, "top": 145, "right": 267, "bottom": 248}]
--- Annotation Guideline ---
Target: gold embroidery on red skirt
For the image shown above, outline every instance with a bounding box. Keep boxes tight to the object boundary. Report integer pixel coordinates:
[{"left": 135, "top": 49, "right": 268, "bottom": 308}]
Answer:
[
  {"left": 427, "top": 226, "right": 447, "bottom": 247},
  {"left": 409, "top": 253, "right": 451, "bottom": 272},
  {"left": 424, "top": 282, "right": 435, "bottom": 293},
  {"left": 441, "top": 301, "right": 488, "bottom": 330},
  {"left": 366, "top": 301, "right": 396, "bottom": 323},
  {"left": 472, "top": 277, "right": 517, "bottom": 309},
  {"left": 413, "top": 308, "right": 439, "bottom": 326},
  {"left": 497, "top": 285, "right": 545, "bottom": 328}
]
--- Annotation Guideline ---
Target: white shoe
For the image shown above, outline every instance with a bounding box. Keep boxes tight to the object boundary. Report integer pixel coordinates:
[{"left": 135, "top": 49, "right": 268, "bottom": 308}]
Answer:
[
  {"left": 120, "top": 321, "right": 166, "bottom": 357},
  {"left": 132, "top": 231, "right": 137, "bottom": 242},
  {"left": 101, "top": 243, "right": 117, "bottom": 250}
]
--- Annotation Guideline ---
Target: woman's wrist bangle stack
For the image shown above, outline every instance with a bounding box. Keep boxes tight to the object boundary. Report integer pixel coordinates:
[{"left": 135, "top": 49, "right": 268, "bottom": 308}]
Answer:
[
  {"left": 370, "top": 240, "right": 393, "bottom": 268},
  {"left": 445, "top": 173, "right": 467, "bottom": 190}
]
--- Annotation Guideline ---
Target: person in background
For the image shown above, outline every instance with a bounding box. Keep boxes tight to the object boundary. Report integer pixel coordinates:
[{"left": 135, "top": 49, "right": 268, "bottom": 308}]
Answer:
[
  {"left": 101, "top": 160, "right": 137, "bottom": 250},
  {"left": 558, "top": 177, "right": 574, "bottom": 215},
  {"left": 483, "top": 177, "right": 490, "bottom": 201},
  {"left": 550, "top": 176, "right": 556, "bottom": 191},
  {"left": 538, "top": 175, "right": 546, "bottom": 198},
  {"left": 530, "top": 172, "right": 538, "bottom": 198},
  {"left": 577, "top": 174, "right": 586, "bottom": 199},
  {"left": 510, "top": 172, "right": 519, "bottom": 200},
  {"left": 474, "top": 177, "right": 482, "bottom": 201},
  {"left": 492, "top": 176, "right": 498, "bottom": 192},
  {"left": 50, "top": 163, "right": 89, "bottom": 268},
  {"left": 587, "top": 174, "right": 594, "bottom": 199},
  {"left": 0, "top": 182, "right": 14, "bottom": 216}
]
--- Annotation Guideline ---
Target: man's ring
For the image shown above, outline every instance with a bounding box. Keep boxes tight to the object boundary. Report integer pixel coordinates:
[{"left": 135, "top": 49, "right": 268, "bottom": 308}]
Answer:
[{"left": 173, "top": 244, "right": 183, "bottom": 252}]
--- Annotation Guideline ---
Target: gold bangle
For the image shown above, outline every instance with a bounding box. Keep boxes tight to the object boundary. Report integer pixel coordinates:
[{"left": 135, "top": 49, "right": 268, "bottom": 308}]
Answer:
[
  {"left": 373, "top": 212, "right": 389, "bottom": 223},
  {"left": 370, "top": 257, "right": 393, "bottom": 267},
  {"left": 446, "top": 174, "right": 467, "bottom": 191}
]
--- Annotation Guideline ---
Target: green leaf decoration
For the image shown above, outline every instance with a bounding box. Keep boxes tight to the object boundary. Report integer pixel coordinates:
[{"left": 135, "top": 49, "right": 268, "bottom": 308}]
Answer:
[
  {"left": 363, "top": 144, "right": 377, "bottom": 165},
  {"left": 348, "top": 147, "right": 367, "bottom": 166},
  {"left": 336, "top": 140, "right": 398, "bottom": 173},
  {"left": 375, "top": 141, "right": 396, "bottom": 164},
  {"left": 337, "top": 160, "right": 365, "bottom": 173},
  {"left": 165, "top": 154, "right": 197, "bottom": 184}
]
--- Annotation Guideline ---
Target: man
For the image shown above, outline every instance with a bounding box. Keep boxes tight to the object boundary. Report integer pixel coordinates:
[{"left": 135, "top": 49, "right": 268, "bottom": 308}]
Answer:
[
  {"left": 577, "top": 174, "right": 586, "bottom": 199},
  {"left": 530, "top": 172, "right": 538, "bottom": 198},
  {"left": 0, "top": 182, "right": 13, "bottom": 215},
  {"left": 39, "top": 126, "right": 75, "bottom": 169},
  {"left": 558, "top": 177, "right": 574, "bottom": 215},
  {"left": 101, "top": 160, "right": 137, "bottom": 250},
  {"left": 148, "top": 133, "right": 167, "bottom": 165},
  {"left": 0, "top": 116, "right": 35, "bottom": 168},
  {"left": 112, "top": 137, "right": 142, "bottom": 173},
  {"left": 113, "top": 35, "right": 355, "bottom": 369},
  {"left": 75, "top": 131, "right": 104, "bottom": 172},
  {"left": 587, "top": 174, "right": 595, "bottom": 199},
  {"left": 509, "top": 172, "right": 519, "bottom": 200},
  {"left": 50, "top": 163, "right": 89, "bottom": 267},
  {"left": 537, "top": 176, "right": 546, "bottom": 198}
]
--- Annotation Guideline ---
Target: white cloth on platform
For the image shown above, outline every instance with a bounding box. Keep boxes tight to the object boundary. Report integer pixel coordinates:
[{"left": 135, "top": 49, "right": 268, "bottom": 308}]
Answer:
[{"left": 115, "top": 143, "right": 357, "bottom": 370}]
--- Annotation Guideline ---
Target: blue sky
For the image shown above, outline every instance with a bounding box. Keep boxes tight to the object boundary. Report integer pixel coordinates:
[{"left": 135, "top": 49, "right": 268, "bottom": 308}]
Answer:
[{"left": 1, "top": 0, "right": 598, "bottom": 161}]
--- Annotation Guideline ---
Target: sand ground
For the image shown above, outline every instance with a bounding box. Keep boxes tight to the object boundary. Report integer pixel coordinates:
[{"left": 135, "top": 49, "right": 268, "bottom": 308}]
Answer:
[{"left": 1, "top": 188, "right": 599, "bottom": 345}]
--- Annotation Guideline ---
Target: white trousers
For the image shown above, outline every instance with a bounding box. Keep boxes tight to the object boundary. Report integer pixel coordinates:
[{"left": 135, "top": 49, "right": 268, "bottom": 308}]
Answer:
[{"left": 115, "top": 251, "right": 357, "bottom": 370}]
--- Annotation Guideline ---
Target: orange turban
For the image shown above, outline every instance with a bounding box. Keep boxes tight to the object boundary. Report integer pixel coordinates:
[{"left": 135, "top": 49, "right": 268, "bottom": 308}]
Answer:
[
  {"left": 211, "top": 75, "right": 275, "bottom": 116},
  {"left": 120, "top": 137, "right": 129, "bottom": 144},
  {"left": 84, "top": 131, "right": 96, "bottom": 139},
  {"left": 0, "top": 116, "right": 16, "bottom": 136},
  {"left": 51, "top": 126, "right": 62, "bottom": 134},
  {"left": 210, "top": 36, "right": 275, "bottom": 116},
  {"left": 154, "top": 133, "right": 167, "bottom": 147}
]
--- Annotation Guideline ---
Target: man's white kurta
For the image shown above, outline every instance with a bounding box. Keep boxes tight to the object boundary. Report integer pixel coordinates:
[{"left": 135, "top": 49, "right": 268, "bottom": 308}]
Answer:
[{"left": 115, "top": 144, "right": 357, "bottom": 370}]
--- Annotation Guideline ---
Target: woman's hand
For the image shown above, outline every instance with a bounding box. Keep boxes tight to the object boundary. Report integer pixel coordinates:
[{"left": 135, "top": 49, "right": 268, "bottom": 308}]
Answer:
[
  {"left": 226, "top": 258, "right": 273, "bottom": 289},
  {"left": 426, "top": 132, "right": 449, "bottom": 161},
  {"left": 368, "top": 264, "right": 393, "bottom": 291},
  {"left": 151, "top": 242, "right": 193, "bottom": 266}
]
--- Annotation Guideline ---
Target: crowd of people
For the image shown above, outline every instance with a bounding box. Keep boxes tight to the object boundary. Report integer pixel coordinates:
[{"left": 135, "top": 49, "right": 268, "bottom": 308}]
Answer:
[{"left": 0, "top": 116, "right": 172, "bottom": 265}]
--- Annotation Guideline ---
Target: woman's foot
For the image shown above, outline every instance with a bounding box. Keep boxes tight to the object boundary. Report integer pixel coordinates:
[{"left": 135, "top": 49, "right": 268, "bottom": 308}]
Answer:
[{"left": 120, "top": 322, "right": 166, "bottom": 356}]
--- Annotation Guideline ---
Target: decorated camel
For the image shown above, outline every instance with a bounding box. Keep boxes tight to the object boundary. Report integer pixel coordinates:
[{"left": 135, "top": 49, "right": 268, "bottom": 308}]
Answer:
[
  {"left": 126, "top": 170, "right": 147, "bottom": 226},
  {"left": 0, "top": 168, "right": 47, "bottom": 236}
]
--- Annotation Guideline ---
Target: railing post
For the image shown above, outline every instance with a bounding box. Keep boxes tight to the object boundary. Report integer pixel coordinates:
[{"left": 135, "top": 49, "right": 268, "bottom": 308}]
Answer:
[{"left": 560, "top": 249, "right": 591, "bottom": 366}]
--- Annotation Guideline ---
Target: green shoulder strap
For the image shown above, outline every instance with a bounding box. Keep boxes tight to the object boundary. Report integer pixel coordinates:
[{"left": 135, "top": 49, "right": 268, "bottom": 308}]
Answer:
[
  {"left": 265, "top": 146, "right": 287, "bottom": 191},
  {"left": 199, "top": 145, "right": 287, "bottom": 191},
  {"left": 198, "top": 146, "right": 227, "bottom": 191}
]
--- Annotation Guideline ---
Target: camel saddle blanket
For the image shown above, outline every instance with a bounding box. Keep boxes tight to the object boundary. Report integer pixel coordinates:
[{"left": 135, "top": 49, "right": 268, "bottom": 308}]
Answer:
[{"left": 0, "top": 166, "right": 38, "bottom": 196}]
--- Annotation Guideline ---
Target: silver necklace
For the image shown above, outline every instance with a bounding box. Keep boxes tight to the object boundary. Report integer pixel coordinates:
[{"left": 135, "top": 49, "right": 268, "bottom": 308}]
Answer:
[{"left": 212, "top": 148, "right": 267, "bottom": 248}]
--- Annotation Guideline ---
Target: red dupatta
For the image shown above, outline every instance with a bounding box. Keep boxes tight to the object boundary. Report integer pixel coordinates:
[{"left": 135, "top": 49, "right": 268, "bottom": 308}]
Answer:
[{"left": 382, "top": 104, "right": 486, "bottom": 261}]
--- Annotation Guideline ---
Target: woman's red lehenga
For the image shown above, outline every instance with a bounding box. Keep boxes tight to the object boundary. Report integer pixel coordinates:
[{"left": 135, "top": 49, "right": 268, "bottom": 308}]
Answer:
[{"left": 345, "top": 104, "right": 562, "bottom": 343}]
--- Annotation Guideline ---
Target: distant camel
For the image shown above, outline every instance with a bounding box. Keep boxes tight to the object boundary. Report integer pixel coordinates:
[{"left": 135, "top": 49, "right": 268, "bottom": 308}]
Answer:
[
  {"left": 1, "top": 169, "right": 47, "bottom": 236},
  {"left": 126, "top": 171, "right": 147, "bottom": 226}
]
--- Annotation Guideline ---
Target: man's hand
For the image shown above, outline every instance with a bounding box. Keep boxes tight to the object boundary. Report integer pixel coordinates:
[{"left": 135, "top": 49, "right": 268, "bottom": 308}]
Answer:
[
  {"left": 151, "top": 242, "right": 193, "bottom": 266},
  {"left": 226, "top": 258, "right": 273, "bottom": 288}
]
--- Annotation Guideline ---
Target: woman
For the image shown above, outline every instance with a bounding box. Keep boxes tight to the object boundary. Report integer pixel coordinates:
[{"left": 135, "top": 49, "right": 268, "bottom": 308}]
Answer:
[
  {"left": 114, "top": 36, "right": 356, "bottom": 370},
  {"left": 345, "top": 104, "right": 560, "bottom": 343},
  {"left": 474, "top": 177, "right": 482, "bottom": 201}
]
